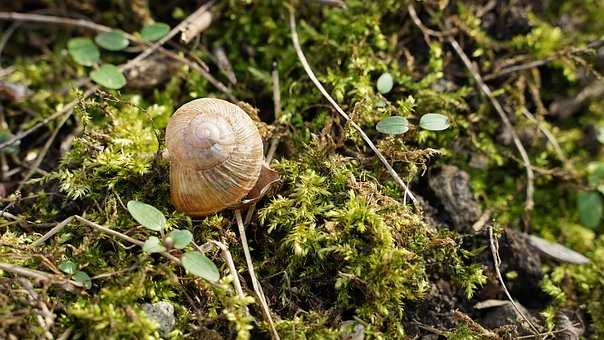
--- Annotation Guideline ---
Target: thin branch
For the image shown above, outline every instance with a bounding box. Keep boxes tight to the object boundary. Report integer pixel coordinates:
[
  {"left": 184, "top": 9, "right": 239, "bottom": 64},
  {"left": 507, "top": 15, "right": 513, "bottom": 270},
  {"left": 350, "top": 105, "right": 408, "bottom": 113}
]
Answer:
[
  {"left": 206, "top": 240, "right": 247, "bottom": 306},
  {"left": 244, "top": 63, "right": 282, "bottom": 226},
  {"left": 0, "top": 12, "right": 117, "bottom": 32},
  {"left": 407, "top": 4, "right": 450, "bottom": 38},
  {"left": 16, "top": 278, "right": 55, "bottom": 339},
  {"left": 448, "top": 37, "right": 535, "bottom": 212},
  {"left": 0, "top": 262, "right": 82, "bottom": 288},
  {"left": 289, "top": 8, "right": 417, "bottom": 206},
  {"left": 32, "top": 215, "right": 180, "bottom": 264},
  {"left": 31, "top": 216, "right": 75, "bottom": 247},
  {"left": 520, "top": 108, "right": 569, "bottom": 166},
  {"left": 234, "top": 209, "right": 279, "bottom": 340},
  {"left": 17, "top": 108, "right": 72, "bottom": 190},
  {"left": 0, "top": 87, "right": 96, "bottom": 151},
  {"left": 488, "top": 226, "right": 540, "bottom": 335},
  {"left": 484, "top": 38, "right": 604, "bottom": 81}
]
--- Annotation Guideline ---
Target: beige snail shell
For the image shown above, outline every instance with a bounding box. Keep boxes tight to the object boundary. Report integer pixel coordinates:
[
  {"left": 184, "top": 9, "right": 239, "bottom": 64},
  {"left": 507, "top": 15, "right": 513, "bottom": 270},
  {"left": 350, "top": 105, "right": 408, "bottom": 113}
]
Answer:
[{"left": 165, "top": 98, "right": 275, "bottom": 216}]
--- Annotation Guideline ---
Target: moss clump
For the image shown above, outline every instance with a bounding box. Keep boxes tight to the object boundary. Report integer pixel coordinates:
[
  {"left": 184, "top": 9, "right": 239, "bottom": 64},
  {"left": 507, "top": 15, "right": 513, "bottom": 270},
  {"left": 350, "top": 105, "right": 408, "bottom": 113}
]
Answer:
[
  {"left": 258, "top": 153, "right": 484, "bottom": 337},
  {"left": 1, "top": 0, "right": 604, "bottom": 338}
]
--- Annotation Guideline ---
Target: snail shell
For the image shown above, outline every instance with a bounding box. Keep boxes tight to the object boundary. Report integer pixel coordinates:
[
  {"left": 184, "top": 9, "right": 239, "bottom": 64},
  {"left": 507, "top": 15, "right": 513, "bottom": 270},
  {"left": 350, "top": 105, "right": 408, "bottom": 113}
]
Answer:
[{"left": 166, "top": 98, "right": 264, "bottom": 216}]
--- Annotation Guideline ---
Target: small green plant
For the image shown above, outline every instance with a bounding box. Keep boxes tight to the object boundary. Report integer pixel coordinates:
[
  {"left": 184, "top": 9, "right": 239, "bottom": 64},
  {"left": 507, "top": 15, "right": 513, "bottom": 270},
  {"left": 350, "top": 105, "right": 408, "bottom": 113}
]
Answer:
[
  {"left": 576, "top": 162, "right": 604, "bottom": 229},
  {"left": 67, "top": 23, "right": 170, "bottom": 89},
  {"left": 126, "top": 200, "right": 220, "bottom": 283},
  {"left": 140, "top": 23, "right": 170, "bottom": 42},
  {"left": 376, "top": 72, "right": 394, "bottom": 94},
  {"left": 376, "top": 113, "right": 450, "bottom": 134},
  {"left": 59, "top": 259, "right": 92, "bottom": 289},
  {"left": 376, "top": 116, "right": 409, "bottom": 134}
]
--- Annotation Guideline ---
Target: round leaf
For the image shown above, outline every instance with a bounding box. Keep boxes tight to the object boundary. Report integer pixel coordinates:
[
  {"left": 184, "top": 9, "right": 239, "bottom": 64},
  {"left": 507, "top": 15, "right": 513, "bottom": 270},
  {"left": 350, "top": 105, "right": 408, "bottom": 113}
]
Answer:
[
  {"left": 142, "top": 236, "right": 167, "bottom": 253},
  {"left": 376, "top": 116, "right": 409, "bottom": 135},
  {"left": 376, "top": 72, "right": 394, "bottom": 94},
  {"left": 67, "top": 37, "right": 100, "bottom": 66},
  {"left": 58, "top": 260, "right": 78, "bottom": 275},
  {"left": 72, "top": 271, "right": 92, "bottom": 289},
  {"left": 127, "top": 200, "right": 166, "bottom": 231},
  {"left": 419, "top": 113, "right": 450, "bottom": 131},
  {"left": 577, "top": 192, "right": 602, "bottom": 229},
  {"left": 141, "top": 23, "right": 170, "bottom": 42},
  {"left": 181, "top": 251, "right": 219, "bottom": 282},
  {"left": 90, "top": 64, "right": 126, "bottom": 90},
  {"left": 168, "top": 229, "right": 193, "bottom": 249},
  {"left": 95, "top": 31, "right": 129, "bottom": 51}
]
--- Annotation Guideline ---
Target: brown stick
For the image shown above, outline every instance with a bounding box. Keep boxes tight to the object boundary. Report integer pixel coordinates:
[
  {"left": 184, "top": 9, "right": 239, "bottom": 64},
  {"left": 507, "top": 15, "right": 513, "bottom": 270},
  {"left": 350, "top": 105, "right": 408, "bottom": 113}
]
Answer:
[
  {"left": 289, "top": 8, "right": 417, "bottom": 206},
  {"left": 448, "top": 37, "right": 535, "bottom": 212},
  {"left": 0, "top": 262, "right": 82, "bottom": 288},
  {"left": 488, "top": 226, "right": 540, "bottom": 335},
  {"left": 17, "top": 107, "right": 72, "bottom": 190},
  {"left": 234, "top": 209, "right": 279, "bottom": 339},
  {"left": 484, "top": 38, "right": 604, "bottom": 80},
  {"left": 0, "top": 87, "right": 96, "bottom": 151},
  {"left": 32, "top": 215, "right": 180, "bottom": 264},
  {"left": 244, "top": 63, "right": 282, "bottom": 226}
]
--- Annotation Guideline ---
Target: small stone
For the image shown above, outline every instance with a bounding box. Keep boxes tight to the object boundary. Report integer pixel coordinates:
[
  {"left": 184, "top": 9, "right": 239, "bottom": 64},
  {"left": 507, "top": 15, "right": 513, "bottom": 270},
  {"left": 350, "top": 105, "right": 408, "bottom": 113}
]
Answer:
[
  {"left": 481, "top": 301, "right": 533, "bottom": 330},
  {"left": 428, "top": 165, "right": 482, "bottom": 231},
  {"left": 142, "top": 301, "right": 175, "bottom": 337}
]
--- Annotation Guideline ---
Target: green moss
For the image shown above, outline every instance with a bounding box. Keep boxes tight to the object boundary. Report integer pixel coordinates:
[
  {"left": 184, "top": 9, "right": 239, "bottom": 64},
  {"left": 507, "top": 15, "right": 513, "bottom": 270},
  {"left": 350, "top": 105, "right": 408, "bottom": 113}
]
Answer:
[{"left": 2, "top": 0, "right": 604, "bottom": 338}]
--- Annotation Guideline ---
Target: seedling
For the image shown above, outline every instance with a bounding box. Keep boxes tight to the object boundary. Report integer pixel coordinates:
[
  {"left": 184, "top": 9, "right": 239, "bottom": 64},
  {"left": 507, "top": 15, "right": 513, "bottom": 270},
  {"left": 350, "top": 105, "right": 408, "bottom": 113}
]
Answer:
[{"left": 127, "top": 200, "right": 219, "bottom": 282}]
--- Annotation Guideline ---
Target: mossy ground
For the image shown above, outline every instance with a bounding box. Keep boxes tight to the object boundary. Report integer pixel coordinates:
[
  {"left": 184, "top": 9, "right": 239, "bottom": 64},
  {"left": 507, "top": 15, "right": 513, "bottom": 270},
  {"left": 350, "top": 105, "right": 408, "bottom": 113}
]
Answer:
[{"left": 1, "top": 0, "right": 604, "bottom": 339}]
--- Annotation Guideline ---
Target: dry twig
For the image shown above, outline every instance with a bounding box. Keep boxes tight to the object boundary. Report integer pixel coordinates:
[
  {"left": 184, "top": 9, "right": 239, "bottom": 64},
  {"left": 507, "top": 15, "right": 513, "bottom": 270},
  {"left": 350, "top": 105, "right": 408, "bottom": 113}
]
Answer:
[
  {"left": 0, "top": 262, "right": 82, "bottom": 288},
  {"left": 31, "top": 215, "right": 181, "bottom": 264},
  {"left": 488, "top": 226, "right": 540, "bottom": 335},
  {"left": 244, "top": 62, "right": 281, "bottom": 226},
  {"left": 289, "top": 8, "right": 417, "bottom": 206},
  {"left": 234, "top": 209, "right": 279, "bottom": 339},
  {"left": 16, "top": 278, "right": 55, "bottom": 339},
  {"left": 484, "top": 38, "right": 604, "bottom": 81},
  {"left": 448, "top": 37, "right": 535, "bottom": 213}
]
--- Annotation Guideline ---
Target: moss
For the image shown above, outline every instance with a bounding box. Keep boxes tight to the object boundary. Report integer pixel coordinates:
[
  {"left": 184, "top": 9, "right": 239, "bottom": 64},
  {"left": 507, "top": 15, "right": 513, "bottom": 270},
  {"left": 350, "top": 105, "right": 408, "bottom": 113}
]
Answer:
[{"left": 1, "top": 0, "right": 604, "bottom": 338}]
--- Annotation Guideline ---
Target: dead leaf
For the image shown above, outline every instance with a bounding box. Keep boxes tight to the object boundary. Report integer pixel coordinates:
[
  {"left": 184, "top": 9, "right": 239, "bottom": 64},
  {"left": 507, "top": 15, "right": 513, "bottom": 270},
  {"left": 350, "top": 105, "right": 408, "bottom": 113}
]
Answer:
[
  {"left": 526, "top": 234, "right": 590, "bottom": 264},
  {"left": 474, "top": 299, "right": 510, "bottom": 310},
  {"left": 239, "top": 165, "right": 280, "bottom": 206}
]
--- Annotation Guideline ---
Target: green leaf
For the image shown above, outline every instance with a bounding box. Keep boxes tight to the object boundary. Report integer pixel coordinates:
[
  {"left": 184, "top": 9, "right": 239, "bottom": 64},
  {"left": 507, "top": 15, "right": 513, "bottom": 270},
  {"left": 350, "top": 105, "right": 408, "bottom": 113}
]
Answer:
[
  {"left": 58, "top": 260, "right": 78, "bottom": 275},
  {"left": 142, "top": 236, "right": 167, "bottom": 253},
  {"left": 419, "top": 113, "right": 450, "bottom": 131},
  {"left": 72, "top": 271, "right": 92, "bottom": 289},
  {"left": 577, "top": 191, "right": 602, "bottom": 229},
  {"left": 181, "top": 251, "right": 219, "bottom": 282},
  {"left": 376, "top": 72, "right": 394, "bottom": 94},
  {"left": 95, "top": 31, "right": 129, "bottom": 51},
  {"left": 376, "top": 116, "right": 409, "bottom": 135},
  {"left": 168, "top": 229, "right": 193, "bottom": 249},
  {"left": 90, "top": 64, "right": 126, "bottom": 90},
  {"left": 141, "top": 23, "right": 170, "bottom": 42},
  {"left": 67, "top": 37, "right": 100, "bottom": 66},
  {"left": 127, "top": 200, "right": 166, "bottom": 231}
]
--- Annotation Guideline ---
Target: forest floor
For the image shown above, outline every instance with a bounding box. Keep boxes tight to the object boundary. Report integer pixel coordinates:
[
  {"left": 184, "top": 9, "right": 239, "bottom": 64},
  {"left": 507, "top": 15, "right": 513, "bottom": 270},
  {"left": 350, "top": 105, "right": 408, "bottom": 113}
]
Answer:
[{"left": 0, "top": 0, "right": 604, "bottom": 339}]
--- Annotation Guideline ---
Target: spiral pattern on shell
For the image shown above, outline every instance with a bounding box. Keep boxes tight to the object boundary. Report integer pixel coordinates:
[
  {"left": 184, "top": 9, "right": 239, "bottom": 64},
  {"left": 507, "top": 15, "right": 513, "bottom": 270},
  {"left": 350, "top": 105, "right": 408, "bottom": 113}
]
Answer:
[{"left": 166, "top": 98, "right": 264, "bottom": 216}]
